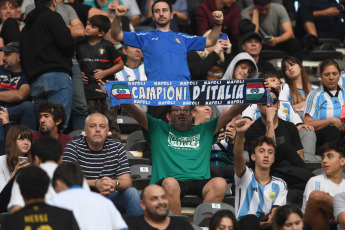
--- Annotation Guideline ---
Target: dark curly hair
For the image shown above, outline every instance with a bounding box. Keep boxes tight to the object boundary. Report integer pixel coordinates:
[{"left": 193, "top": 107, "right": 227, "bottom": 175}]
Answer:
[{"left": 37, "top": 101, "right": 66, "bottom": 131}]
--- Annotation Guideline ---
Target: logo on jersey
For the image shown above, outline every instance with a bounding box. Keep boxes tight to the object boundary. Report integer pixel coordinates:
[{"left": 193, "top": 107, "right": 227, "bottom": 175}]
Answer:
[
  {"left": 268, "top": 190, "right": 276, "bottom": 201},
  {"left": 168, "top": 132, "right": 200, "bottom": 150},
  {"left": 98, "top": 48, "right": 105, "bottom": 55},
  {"left": 174, "top": 37, "right": 181, "bottom": 43},
  {"left": 281, "top": 107, "right": 288, "bottom": 115},
  {"left": 111, "top": 84, "right": 132, "bottom": 99}
]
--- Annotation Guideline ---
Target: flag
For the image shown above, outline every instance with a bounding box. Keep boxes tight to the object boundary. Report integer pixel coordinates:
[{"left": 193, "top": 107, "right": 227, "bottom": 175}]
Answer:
[
  {"left": 111, "top": 84, "right": 132, "bottom": 99},
  {"left": 246, "top": 83, "right": 264, "bottom": 100}
]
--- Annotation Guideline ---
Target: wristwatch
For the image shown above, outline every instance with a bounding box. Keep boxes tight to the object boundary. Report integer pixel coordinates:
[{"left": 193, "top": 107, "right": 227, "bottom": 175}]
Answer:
[{"left": 115, "top": 179, "right": 120, "bottom": 191}]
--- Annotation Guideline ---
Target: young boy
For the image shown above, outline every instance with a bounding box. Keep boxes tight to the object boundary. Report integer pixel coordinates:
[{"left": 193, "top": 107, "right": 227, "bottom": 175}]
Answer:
[
  {"left": 234, "top": 118, "right": 287, "bottom": 230},
  {"left": 76, "top": 15, "right": 123, "bottom": 139},
  {"left": 242, "top": 71, "right": 316, "bottom": 158},
  {"left": 303, "top": 141, "right": 345, "bottom": 230}
]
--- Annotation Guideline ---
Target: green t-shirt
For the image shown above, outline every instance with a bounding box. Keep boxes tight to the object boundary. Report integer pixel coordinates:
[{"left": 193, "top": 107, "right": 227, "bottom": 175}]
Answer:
[{"left": 143, "top": 114, "right": 219, "bottom": 184}]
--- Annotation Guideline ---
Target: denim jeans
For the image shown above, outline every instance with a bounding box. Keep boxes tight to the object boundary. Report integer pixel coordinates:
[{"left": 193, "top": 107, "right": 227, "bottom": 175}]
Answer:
[
  {"left": 71, "top": 63, "right": 88, "bottom": 130},
  {"left": 0, "top": 101, "right": 38, "bottom": 140},
  {"left": 107, "top": 187, "right": 143, "bottom": 216},
  {"left": 30, "top": 72, "right": 73, "bottom": 129}
]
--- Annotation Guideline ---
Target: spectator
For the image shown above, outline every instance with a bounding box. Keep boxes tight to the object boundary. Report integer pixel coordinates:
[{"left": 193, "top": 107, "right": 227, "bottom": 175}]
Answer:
[
  {"left": 23, "top": 0, "right": 87, "bottom": 131},
  {"left": 272, "top": 204, "right": 304, "bottom": 230},
  {"left": 0, "top": 0, "right": 21, "bottom": 45},
  {"left": 63, "top": 113, "right": 143, "bottom": 216},
  {"left": 296, "top": 0, "right": 345, "bottom": 41},
  {"left": 234, "top": 119, "right": 287, "bottom": 230},
  {"left": 77, "top": 15, "right": 123, "bottom": 140},
  {"left": 304, "top": 59, "right": 345, "bottom": 150},
  {"left": 120, "top": 101, "right": 248, "bottom": 214},
  {"left": 1, "top": 166, "right": 80, "bottom": 230},
  {"left": 33, "top": 101, "right": 74, "bottom": 155},
  {"left": 334, "top": 192, "right": 345, "bottom": 230},
  {"left": 245, "top": 88, "right": 308, "bottom": 168},
  {"left": 48, "top": 163, "right": 128, "bottom": 230},
  {"left": 8, "top": 136, "right": 89, "bottom": 213},
  {"left": 242, "top": 71, "right": 316, "bottom": 157},
  {"left": 239, "top": 19, "right": 276, "bottom": 75},
  {"left": 209, "top": 209, "right": 239, "bottom": 230},
  {"left": 111, "top": 0, "right": 223, "bottom": 81},
  {"left": 0, "top": 42, "right": 37, "bottom": 136},
  {"left": 187, "top": 30, "right": 232, "bottom": 80},
  {"left": 222, "top": 52, "right": 258, "bottom": 80},
  {"left": 115, "top": 45, "right": 146, "bottom": 82},
  {"left": 280, "top": 56, "right": 317, "bottom": 113},
  {"left": 0, "top": 125, "right": 31, "bottom": 192},
  {"left": 241, "top": 0, "right": 301, "bottom": 59},
  {"left": 196, "top": 0, "right": 241, "bottom": 54},
  {"left": 20, "top": 0, "right": 75, "bottom": 128},
  {"left": 192, "top": 106, "right": 236, "bottom": 182},
  {"left": 303, "top": 141, "right": 345, "bottom": 230},
  {"left": 125, "top": 184, "right": 194, "bottom": 229}
]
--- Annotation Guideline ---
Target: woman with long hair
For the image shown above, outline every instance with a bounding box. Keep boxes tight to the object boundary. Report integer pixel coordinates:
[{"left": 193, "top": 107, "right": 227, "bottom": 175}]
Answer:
[
  {"left": 280, "top": 56, "right": 315, "bottom": 111},
  {"left": 0, "top": 125, "right": 32, "bottom": 192},
  {"left": 209, "top": 209, "right": 239, "bottom": 230},
  {"left": 273, "top": 204, "right": 304, "bottom": 230}
]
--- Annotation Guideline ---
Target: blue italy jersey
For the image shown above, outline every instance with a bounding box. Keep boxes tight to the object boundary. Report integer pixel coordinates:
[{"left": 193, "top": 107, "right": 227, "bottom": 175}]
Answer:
[
  {"left": 123, "top": 30, "right": 206, "bottom": 81},
  {"left": 304, "top": 85, "right": 345, "bottom": 120},
  {"left": 235, "top": 167, "right": 287, "bottom": 220}
]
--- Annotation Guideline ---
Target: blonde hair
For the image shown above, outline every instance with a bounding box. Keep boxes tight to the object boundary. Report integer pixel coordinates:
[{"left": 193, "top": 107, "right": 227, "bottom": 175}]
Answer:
[{"left": 196, "top": 30, "right": 224, "bottom": 64}]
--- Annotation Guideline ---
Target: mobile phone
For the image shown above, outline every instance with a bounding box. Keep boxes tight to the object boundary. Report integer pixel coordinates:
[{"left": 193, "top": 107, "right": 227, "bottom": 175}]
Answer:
[
  {"left": 263, "top": 35, "right": 272, "bottom": 41},
  {"left": 219, "top": 33, "right": 227, "bottom": 41},
  {"left": 18, "top": 156, "right": 29, "bottom": 164}
]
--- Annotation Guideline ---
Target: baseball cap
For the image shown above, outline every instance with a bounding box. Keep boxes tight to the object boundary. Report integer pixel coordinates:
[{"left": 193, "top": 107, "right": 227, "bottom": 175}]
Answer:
[
  {"left": 239, "top": 19, "right": 262, "bottom": 44},
  {"left": 0, "top": 42, "right": 20, "bottom": 53}
]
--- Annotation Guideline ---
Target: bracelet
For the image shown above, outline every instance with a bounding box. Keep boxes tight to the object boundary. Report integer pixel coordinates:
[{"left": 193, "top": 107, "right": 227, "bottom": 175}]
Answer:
[
  {"left": 215, "top": 22, "right": 223, "bottom": 26},
  {"left": 94, "top": 179, "right": 99, "bottom": 187}
]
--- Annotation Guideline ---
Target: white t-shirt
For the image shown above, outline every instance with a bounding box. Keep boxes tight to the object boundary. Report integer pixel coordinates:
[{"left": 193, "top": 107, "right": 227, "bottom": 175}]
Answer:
[
  {"left": 302, "top": 173, "right": 345, "bottom": 212},
  {"left": 7, "top": 162, "right": 90, "bottom": 211},
  {"left": 48, "top": 187, "right": 128, "bottom": 230},
  {"left": 235, "top": 166, "right": 287, "bottom": 220},
  {"left": 0, "top": 155, "right": 11, "bottom": 192}
]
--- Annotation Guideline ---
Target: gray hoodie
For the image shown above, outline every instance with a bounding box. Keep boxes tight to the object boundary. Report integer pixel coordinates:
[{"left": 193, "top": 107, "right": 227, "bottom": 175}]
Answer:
[{"left": 222, "top": 52, "right": 259, "bottom": 80}]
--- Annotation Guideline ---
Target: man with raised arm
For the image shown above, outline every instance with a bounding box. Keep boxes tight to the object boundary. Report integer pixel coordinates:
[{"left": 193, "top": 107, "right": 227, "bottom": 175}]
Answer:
[
  {"left": 120, "top": 102, "right": 248, "bottom": 214},
  {"left": 111, "top": 0, "right": 223, "bottom": 82},
  {"left": 234, "top": 118, "right": 287, "bottom": 230}
]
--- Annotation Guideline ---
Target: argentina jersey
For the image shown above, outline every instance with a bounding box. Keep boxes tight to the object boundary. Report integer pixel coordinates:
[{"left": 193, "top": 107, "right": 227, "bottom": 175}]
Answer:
[
  {"left": 235, "top": 167, "right": 287, "bottom": 220},
  {"left": 304, "top": 86, "right": 345, "bottom": 120},
  {"left": 115, "top": 64, "right": 146, "bottom": 81},
  {"left": 241, "top": 102, "right": 302, "bottom": 125}
]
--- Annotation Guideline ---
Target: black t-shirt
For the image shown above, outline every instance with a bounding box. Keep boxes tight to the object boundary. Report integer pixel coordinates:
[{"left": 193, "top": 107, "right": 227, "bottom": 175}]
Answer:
[
  {"left": 245, "top": 118, "right": 303, "bottom": 154},
  {"left": 125, "top": 215, "right": 194, "bottom": 230},
  {"left": 0, "top": 202, "right": 80, "bottom": 230},
  {"left": 76, "top": 37, "right": 122, "bottom": 99}
]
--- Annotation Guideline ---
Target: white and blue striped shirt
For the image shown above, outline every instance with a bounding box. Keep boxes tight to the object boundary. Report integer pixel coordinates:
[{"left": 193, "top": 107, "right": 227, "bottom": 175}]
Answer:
[
  {"left": 115, "top": 63, "right": 146, "bottom": 82},
  {"left": 235, "top": 167, "right": 287, "bottom": 220},
  {"left": 242, "top": 101, "right": 303, "bottom": 125},
  {"left": 304, "top": 85, "right": 345, "bottom": 121}
]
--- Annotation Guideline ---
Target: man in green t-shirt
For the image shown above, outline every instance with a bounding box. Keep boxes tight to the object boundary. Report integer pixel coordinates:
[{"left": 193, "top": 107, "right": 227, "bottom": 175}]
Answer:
[{"left": 122, "top": 103, "right": 247, "bottom": 214}]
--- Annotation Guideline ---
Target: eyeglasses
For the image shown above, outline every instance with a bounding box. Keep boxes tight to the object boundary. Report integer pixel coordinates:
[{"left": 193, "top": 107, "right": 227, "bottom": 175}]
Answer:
[{"left": 172, "top": 108, "right": 190, "bottom": 114}]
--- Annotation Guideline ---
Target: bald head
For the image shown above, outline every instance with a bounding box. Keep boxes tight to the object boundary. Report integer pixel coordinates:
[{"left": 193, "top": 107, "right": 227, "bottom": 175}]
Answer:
[
  {"left": 140, "top": 185, "right": 169, "bottom": 221},
  {"left": 84, "top": 113, "right": 109, "bottom": 151}
]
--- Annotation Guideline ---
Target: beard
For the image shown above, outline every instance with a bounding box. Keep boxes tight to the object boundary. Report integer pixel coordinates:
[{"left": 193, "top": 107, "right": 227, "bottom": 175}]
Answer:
[
  {"left": 155, "top": 17, "right": 170, "bottom": 28},
  {"left": 146, "top": 205, "right": 169, "bottom": 221}
]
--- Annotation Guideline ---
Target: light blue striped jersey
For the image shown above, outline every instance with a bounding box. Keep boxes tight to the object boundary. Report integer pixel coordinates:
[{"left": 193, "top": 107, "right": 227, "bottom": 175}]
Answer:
[
  {"left": 280, "top": 83, "right": 318, "bottom": 104},
  {"left": 115, "top": 63, "right": 147, "bottom": 81},
  {"left": 234, "top": 167, "right": 287, "bottom": 220},
  {"left": 304, "top": 85, "right": 345, "bottom": 121},
  {"left": 241, "top": 101, "right": 302, "bottom": 125},
  {"left": 302, "top": 173, "right": 345, "bottom": 212}
]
